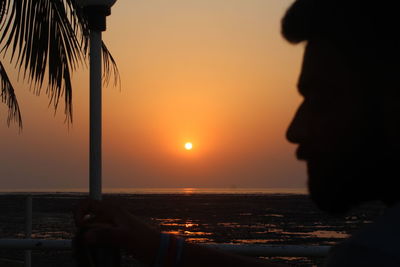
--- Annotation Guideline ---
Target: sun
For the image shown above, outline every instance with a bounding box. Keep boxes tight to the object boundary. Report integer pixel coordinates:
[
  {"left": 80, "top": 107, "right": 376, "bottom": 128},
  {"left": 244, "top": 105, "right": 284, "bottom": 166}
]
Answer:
[{"left": 184, "top": 142, "right": 193, "bottom": 150}]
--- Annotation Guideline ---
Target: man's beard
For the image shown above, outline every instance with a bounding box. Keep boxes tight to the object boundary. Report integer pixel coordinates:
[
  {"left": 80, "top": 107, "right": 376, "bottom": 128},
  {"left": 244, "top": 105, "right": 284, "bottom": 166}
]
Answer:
[
  {"left": 306, "top": 140, "right": 400, "bottom": 214},
  {"left": 306, "top": 157, "right": 368, "bottom": 215}
]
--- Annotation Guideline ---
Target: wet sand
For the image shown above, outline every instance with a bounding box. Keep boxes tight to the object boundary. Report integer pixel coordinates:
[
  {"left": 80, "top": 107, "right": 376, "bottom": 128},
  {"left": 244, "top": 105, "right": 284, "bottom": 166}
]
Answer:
[{"left": 0, "top": 193, "right": 386, "bottom": 266}]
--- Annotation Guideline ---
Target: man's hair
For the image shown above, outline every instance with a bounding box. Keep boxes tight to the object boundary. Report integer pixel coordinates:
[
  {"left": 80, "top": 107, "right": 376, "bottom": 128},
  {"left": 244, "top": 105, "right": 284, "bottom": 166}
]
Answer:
[
  {"left": 281, "top": 0, "right": 400, "bottom": 72},
  {"left": 281, "top": 0, "right": 398, "bottom": 45}
]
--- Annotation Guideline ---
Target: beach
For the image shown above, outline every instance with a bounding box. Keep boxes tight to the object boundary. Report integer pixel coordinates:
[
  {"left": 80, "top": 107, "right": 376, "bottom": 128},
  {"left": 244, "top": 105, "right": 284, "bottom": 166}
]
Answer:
[{"left": 0, "top": 193, "right": 386, "bottom": 266}]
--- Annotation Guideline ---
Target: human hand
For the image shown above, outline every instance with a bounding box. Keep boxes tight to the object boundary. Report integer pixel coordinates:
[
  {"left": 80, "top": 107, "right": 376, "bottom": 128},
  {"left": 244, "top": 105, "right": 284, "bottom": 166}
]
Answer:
[{"left": 74, "top": 198, "right": 160, "bottom": 262}]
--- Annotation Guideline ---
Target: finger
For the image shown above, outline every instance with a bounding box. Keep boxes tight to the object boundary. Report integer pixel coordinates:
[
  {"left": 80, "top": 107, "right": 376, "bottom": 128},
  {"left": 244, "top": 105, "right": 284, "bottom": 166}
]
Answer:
[
  {"left": 93, "top": 198, "right": 131, "bottom": 223},
  {"left": 74, "top": 199, "right": 115, "bottom": 226},
  {"left": 74, "top": 198, "right": 128, "bottom": 227},
  {"left": 82, "top": 222, "right": 114, "bottom": 229},
  {"left": 84, "top": 226, "right": 132, "bottom": 249},
  {"left": 74, "top": 198, "right": 100, "bottom": 226}
]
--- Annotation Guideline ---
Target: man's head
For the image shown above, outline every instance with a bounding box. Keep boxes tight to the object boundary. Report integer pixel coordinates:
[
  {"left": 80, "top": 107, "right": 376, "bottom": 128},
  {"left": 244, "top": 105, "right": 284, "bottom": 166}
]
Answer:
[{"left": 282, "top": 0, "right": 400, "bottom": 214}]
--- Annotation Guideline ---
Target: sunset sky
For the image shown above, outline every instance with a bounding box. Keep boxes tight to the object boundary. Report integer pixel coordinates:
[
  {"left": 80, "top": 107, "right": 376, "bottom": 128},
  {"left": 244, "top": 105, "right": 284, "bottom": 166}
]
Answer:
[{"left": 0, "top": 0, "right": 306, "bottom": 190}]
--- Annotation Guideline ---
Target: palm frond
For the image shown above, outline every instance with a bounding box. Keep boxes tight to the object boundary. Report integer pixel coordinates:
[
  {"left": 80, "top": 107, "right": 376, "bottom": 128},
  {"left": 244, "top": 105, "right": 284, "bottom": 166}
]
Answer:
[
  {"left": 0, "top": 0, "right": 120, "bottom": 127},
  {"left": 0, "top": 0, "right": 83, "bottom": 123},
  {"left": 0, "top": 1, "right": 8, "bottom": 27},
  {"left": 0, "top": 60, "right": 22, "bottom": 128},
  {"left": 102, "top": 41, "right": 120, "bottom": 88}
]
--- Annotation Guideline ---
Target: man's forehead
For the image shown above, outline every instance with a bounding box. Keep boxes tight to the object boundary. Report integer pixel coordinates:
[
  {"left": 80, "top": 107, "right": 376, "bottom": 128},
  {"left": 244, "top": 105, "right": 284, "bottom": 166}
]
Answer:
[{"left": 297, "top": 40, "right": 352, "bottom": 96}]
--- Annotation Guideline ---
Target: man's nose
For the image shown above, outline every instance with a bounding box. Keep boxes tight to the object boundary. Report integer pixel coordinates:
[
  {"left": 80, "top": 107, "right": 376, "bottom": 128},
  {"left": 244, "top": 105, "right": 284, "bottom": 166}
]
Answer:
[{"left": 286, "top": 104, "right": 308, "bottom": 144}]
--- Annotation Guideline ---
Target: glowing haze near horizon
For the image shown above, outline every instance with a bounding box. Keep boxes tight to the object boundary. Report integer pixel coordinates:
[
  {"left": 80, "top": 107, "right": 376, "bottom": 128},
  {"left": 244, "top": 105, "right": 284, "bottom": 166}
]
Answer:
[{"left": 0, "top": 0, "right": 306, "bottom": 190}]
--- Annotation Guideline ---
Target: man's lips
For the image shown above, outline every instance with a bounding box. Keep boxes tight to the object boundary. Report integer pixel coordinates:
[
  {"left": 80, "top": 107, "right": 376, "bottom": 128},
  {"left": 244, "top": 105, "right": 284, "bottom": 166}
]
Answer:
[{"left": 296, "top": 145, "right": 310, "bottom": 160}]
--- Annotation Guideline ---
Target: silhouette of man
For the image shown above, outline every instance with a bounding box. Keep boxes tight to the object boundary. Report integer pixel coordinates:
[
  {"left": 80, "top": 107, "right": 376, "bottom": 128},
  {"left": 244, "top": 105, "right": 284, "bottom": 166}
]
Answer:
[
  {"left": 283, "top": 0, "right": 400, "bottom": 265},
  {"left": 75, "top": 1, "right": 400, "bottom": 266}
]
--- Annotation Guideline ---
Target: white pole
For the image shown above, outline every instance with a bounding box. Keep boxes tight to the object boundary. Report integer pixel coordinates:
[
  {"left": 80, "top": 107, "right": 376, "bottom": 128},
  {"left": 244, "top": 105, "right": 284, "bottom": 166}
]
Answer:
[
  {"left": 25, "top": 196, "right": 32, "bottom": 267},
  {"left": 90, "top": 30, "right": 103, "bottom": 201}
]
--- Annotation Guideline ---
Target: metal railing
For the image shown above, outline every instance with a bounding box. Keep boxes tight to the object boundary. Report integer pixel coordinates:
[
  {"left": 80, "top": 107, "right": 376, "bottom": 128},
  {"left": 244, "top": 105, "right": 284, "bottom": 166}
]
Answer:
[
  {"left": 0, "top": 238, "right": 331, "bottom": 257},
  {"left": 25, "top": 197, "right": 32, "bottom": 267}
]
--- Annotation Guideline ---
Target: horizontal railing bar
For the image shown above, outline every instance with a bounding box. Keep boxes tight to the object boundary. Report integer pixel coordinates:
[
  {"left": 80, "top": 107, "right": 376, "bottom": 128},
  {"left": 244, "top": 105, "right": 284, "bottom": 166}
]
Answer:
[
  {"left": 208, "top": 244, "right": 331, "bottom": 257},
  {"left": 0, "top": 239, "right": 72, "bottom": 250},
  {"left": 0, "top": 239, "right": 331, "bottom": 257}
]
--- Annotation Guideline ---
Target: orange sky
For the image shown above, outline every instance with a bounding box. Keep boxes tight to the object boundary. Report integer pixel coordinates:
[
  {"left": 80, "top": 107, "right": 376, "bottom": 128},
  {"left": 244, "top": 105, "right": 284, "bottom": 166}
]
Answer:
[{"left": 0, "top": 0, "right": 306, "bottom": 190}]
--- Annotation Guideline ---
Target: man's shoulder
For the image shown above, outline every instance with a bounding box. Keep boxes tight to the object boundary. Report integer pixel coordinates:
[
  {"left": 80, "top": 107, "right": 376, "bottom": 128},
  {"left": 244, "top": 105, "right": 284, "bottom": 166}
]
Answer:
[
  {"left": 325, "top": 203, "right": 400, "bottom": 267},
  {"left": 325, "top": 242, "right": 397, "bottom": 267}
]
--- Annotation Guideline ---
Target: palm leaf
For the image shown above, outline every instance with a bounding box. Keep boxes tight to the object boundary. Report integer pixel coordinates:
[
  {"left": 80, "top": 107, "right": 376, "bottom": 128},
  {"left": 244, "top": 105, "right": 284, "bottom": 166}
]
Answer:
[
  {"left": 0, "top": 1, "right": 7, "bottom": 26},
  {"left": 0, "top": 60, "right": 22, "bottom": 128},
  {"left": 0, "top": 0, "right": 119, "bottom": 127},
  {"left": 102, "top": 42, "right": 120, "bottom": 88},
  {"left": 0, "top": 0, "right": 23, "bottom": 128}
]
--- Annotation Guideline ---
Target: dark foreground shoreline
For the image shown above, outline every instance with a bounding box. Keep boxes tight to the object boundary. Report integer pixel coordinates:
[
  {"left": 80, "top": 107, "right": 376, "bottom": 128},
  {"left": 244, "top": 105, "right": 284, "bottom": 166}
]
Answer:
[{"left": 0, "top": 193, "right": 386, "bottom": 266}]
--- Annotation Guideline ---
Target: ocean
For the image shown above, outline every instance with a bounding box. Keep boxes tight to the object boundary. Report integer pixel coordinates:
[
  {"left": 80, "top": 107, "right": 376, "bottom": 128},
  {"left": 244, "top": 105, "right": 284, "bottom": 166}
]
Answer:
[
  {"left": 0, "top": 191, "right": 385, "bottom": 266},
  {"left": 0, "top": 187, "right": 308, "bottom": 195},
  {"left": 0, "top": 187, "right": 307, "bottom": 195}
]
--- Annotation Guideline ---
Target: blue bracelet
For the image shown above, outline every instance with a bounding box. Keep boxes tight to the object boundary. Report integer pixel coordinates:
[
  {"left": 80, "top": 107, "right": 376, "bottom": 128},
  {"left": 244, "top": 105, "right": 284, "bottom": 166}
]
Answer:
[{"left": 153, "top": 233, "right": 170, "bottom": 267}]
